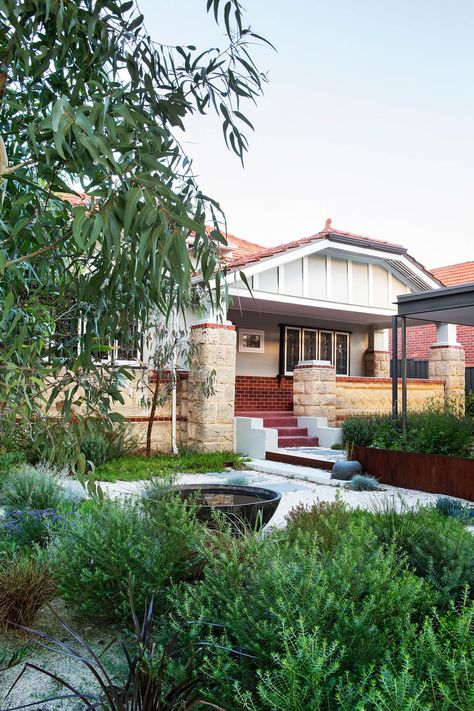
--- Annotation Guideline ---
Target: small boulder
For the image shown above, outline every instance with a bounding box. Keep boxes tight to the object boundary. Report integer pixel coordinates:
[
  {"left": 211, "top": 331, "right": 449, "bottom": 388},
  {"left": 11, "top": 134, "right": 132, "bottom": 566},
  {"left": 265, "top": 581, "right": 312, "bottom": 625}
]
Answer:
[{"left": 331, "top": 459, "right": 363, "bottom": 481}]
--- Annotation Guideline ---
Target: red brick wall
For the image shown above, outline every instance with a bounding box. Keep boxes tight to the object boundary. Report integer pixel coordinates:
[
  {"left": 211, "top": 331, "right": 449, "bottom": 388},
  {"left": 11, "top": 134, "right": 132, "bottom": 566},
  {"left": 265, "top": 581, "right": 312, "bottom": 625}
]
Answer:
[
  {"left": 389, "top": 325, "right": 474, "bottom": 365},
  {"left": 235, "top": 375, "right": 293, "bottom": 412}
]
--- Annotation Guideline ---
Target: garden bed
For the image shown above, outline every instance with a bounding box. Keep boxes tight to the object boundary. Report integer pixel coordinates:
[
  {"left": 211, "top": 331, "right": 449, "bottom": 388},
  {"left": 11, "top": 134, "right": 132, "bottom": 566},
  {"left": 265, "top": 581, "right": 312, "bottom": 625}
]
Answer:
[{"left": 352, "top": 445, "right": 474, "bottom": 500}]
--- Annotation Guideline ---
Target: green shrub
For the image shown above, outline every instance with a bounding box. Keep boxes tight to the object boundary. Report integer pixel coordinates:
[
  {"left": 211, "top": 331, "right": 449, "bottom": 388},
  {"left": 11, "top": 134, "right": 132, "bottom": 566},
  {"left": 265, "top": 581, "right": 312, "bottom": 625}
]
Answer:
[
  {"left": 348, "top": 474, "right": 380, "bottom": 491},
  {"left": 80, "top": 433, "right": 109, "bottom": 467},
  {"left": 404, "top": 408, "right": 473, "bottom": 457},
  {"left": 0, "top": 451, "right": 26, "bottom": 480},
  {"left": 94, "top": 451, "right": 247, "bottom": 482},
  {"left": 0, "top": 551, "right": 55, "bottom": 629},
  {"left": 50, "top": 496, "right": 208, "bottom": 623},
  {"left": 343, "top": 408, "right": 474, "bottom": 456},
  {"left": 79, "top": 420, "right": 138, "bottom": 467},
  {"left": 342, "top": 415, "right": 399, "bottom": 448},
  {"left": 368, "top": 504, "right": 474, "bottom": 606},
  {"left": 285, "top": 496, "right": 351, "bottom": 550},
  {"left": 1, "top": 464, "right": 66, "bottom": 511},
  {"left": 170, "top": 523, "right": 433, "bottom": 708}
]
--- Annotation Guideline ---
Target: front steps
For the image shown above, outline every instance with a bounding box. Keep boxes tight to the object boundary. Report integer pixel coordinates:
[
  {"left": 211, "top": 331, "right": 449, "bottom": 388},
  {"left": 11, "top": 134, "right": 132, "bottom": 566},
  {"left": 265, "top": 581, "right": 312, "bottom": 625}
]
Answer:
[
  {"left": 235, "top": 411, "right": 343, "bottom": 460},
  {"left": 253, "top": 411, "right": 318, "bottom": 448}
]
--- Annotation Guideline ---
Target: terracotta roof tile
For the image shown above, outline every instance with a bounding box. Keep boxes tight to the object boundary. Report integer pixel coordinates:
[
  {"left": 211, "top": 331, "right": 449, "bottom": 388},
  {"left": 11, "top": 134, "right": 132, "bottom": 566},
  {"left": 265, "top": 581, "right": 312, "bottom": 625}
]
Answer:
[
  {"left": 225, "top": 220, "right": 407, "bottom": 270},
  {"left": 431, "top": 261, "right": 474, "bottom": 287},
  {"left": 221, "top": 233, "right": 265, "bottom": 261},
  {"left": 56, "top": 192, "right": 90, "bottom": 207}
]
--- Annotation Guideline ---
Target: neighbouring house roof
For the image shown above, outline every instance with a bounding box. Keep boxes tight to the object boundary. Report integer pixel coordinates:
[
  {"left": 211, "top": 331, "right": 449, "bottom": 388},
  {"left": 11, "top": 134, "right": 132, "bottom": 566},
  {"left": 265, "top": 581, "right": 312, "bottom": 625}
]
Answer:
[
  {"left": 56, "top": 191, "right": 90, "bottom": 207},
  {"left": 430, "top": 261, "right": 474, "bottom": 287},
  {"left": 221, "top": 233, "right": 265, "bottom": 261}
]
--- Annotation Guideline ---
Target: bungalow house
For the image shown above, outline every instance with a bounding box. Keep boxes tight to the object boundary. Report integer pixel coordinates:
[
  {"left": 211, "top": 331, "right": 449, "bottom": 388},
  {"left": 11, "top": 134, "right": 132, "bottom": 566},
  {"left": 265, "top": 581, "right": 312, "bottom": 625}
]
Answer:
[
  {"left": 182, "top": 220, "right": 465, "bottom": 454},
  {"left": 50, "top": 209, "right": 466, "bottom": 454}
]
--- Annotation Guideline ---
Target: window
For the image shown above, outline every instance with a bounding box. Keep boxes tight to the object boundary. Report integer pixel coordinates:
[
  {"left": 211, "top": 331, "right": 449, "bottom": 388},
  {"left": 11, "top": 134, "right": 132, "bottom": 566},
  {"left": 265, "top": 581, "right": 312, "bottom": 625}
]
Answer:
[
  {"left": 238, "top": 328, "right": 264, "bottom": 353},
  {"left": 319, "top": 330, "right": 333, "bottom": 362},
  {"left": 116, "top": 323, "right": 141, "bottom": 362},
  {"left": 92, "top": 323, "right": 142, "bottom": 364},
  {"left": 335, "top": 332, "right": 349, "bottom": 375},
  {"left": 281, "top": 325, "right": 349, "bottom": 375},
  {"left": 285, "top": 327, "right": 300, "bottom": 372}
]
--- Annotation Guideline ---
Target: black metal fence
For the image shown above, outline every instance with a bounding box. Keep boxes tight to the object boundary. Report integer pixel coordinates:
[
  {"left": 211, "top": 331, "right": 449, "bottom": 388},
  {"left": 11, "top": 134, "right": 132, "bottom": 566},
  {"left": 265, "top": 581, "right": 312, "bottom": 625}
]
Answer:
[
  {"left": 390, "top": 358, "right": 429, "bottom": 380},
  {"left": 466, "top": 366, "right": 474, "bottom": 395}
]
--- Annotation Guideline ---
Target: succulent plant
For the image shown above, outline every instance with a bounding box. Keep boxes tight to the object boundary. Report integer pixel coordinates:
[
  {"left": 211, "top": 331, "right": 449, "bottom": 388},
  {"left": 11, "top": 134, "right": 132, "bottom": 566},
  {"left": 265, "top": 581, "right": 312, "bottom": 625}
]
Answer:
[
  {"left": 435, "top": 496, "right": 474, "bottom": 522},
  {"left": 348, "top": 474, "right": 381, "bottom": 491}
]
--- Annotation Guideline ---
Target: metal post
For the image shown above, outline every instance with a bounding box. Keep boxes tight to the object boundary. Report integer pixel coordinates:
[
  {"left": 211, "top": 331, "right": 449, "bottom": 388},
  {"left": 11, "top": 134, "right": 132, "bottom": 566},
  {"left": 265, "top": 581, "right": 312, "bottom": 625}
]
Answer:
[
  {"left": 391, "top": 316, "right": 398, "bottom": 419},
  {"left": 401, "top": 315, "right": 407, "bottom": 435}
]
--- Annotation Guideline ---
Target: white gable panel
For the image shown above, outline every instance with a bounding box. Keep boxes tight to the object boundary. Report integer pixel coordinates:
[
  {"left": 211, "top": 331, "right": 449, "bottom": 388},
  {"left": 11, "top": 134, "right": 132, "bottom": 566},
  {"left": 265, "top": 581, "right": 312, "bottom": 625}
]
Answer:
[
  {"left": 352, "top": 262, "right": 369, "bottom": 305},
  {"left": 258, "top": 267, "right": 279, "bottom": 292},
  {"left": 332, "top": 258, "right": 349, "bottom": 303},
  {"left": 307, "top": 254, "right": 327, "bottom": 299},
  {"left": 282, "top": 259, "right": 303, "bottom": 296},
  {"left": 373, "top": 264, "right": 389, "bottom": 305}
]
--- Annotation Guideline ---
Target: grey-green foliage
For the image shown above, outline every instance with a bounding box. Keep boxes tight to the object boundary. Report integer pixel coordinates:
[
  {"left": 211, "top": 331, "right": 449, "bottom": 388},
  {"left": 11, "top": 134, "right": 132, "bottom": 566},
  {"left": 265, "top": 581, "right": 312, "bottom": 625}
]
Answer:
[
  {"left": 80, "top": 434, "right": 110, "bottom": 468},
  {"left": 348, "top": 474, "right": 380, "bottom": 491},
  {"left": 436, "top": 496, "right": 474, "bottom": 522},
  {"left": 0, "top": 463, "right": 66, "bottom": 510},
  {"left": 0, "top": 0, "right": 269, "bottom": 456},
  {"left": 50, "top": 496, "right": 207, "bottom": 623}
]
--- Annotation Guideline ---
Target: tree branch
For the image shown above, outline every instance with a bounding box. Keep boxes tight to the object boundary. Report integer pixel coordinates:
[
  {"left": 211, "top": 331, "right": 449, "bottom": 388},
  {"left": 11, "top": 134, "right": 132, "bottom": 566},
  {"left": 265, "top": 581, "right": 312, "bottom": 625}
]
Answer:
[
  {"left": 4, "top": 239, "right": 62, "bottom": 268},
  {"left": 0, "top": 157, "right": 38, "bottom": 175}
]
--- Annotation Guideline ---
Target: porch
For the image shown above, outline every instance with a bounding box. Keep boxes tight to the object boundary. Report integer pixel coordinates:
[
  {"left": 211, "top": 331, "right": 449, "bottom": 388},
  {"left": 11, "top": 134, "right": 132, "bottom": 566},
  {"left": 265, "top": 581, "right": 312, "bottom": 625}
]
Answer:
[{"left": 229, "top": 300, "right": 445, "bottom": 422}]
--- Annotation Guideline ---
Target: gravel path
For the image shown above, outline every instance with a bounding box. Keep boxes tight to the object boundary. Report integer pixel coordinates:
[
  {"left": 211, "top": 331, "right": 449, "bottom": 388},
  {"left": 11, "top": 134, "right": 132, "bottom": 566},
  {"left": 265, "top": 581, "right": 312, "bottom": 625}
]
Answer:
[{"left": 99, "top": 467, "right": 466, "bottom": 529}]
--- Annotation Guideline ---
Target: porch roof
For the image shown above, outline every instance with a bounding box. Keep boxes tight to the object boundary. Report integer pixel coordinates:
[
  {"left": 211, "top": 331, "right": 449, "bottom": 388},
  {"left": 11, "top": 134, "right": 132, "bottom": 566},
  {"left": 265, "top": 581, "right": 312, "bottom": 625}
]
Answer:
[
  {"left": 230, "top": 292, "right": 394, "bottom": 328},
  {"left": 397, "top": 282, "right": 474, "bottom": 326}
]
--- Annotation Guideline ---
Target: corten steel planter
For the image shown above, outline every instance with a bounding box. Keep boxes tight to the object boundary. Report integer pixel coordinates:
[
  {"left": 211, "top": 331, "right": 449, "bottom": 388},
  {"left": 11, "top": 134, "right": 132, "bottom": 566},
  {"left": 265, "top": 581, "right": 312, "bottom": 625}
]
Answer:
[
  {"left": 174, "top": 484, "right": 281, "bottom": 532},
  {"left": 352, "top": 446, "right": 474, "bottom": 501}
]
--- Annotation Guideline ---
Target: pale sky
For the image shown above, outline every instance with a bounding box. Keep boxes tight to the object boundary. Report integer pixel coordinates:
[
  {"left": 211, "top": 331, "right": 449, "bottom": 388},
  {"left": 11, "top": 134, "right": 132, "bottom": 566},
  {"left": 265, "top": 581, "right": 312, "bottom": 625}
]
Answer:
[{"left": 139, "top": 0, "right": 474, "bottom": 270}]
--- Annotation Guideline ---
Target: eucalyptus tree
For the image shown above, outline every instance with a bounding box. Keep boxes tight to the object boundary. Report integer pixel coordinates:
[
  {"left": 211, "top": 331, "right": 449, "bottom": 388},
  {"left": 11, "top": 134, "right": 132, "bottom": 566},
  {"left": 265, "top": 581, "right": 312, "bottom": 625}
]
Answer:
[{"left": 0, "top": 0, "right": 268, "bottom": 460}]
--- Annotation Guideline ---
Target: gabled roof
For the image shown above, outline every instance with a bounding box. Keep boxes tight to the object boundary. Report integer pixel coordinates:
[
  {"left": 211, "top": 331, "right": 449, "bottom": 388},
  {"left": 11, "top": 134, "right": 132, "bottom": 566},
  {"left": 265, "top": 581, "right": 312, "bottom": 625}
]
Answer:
[
  {"left": 225, "top": 219, "right": 408, "bottom": 270},
  {"left": 431, "top": 261, "right": 474, "bottom": 287}
]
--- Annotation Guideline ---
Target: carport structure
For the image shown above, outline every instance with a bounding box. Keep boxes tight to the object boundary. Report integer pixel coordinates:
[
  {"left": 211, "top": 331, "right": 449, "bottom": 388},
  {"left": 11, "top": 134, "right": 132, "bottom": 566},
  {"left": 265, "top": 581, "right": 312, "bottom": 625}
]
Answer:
[{"left": 393, "top": 282, "right": 474, "bottom": 427}]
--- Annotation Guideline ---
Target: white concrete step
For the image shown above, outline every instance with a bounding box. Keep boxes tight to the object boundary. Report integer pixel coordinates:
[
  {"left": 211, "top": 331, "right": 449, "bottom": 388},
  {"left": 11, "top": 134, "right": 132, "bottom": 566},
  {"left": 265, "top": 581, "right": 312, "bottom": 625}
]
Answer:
[{"left": 247, "top": 458, "right": 345, "bottom": 487}]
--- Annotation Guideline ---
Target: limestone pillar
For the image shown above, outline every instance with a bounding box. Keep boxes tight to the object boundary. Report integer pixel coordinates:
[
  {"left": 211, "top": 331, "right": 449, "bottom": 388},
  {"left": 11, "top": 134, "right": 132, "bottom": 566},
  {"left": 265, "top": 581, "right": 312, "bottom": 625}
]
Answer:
[
  {"left": 187, "top": 321, "right": 236, "bottom": 452},
  {"left": 428, "top": 323, "right": 465, "bottom": 410},
  {"left": 364, "top": 328, "right": 390, "bottom": 378},
  {"left": 293, "top": 360, "right": 336, "bottom": 426}
]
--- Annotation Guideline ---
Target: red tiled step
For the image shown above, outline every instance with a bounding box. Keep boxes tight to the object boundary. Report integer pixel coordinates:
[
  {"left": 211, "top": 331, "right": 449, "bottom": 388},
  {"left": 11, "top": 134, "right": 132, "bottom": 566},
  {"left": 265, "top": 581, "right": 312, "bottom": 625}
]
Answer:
[
  {"left": 236, "top": 410, "right": 293, "bottom": 418},
  {"left": 275, "top": 426, "right": 309, "bottom": 437},
  {"left": 278, "top": 436, "right": 319, "bottom": 447},
  {"left": 263, "top": 416, "right": 298, "bottom": 428}
]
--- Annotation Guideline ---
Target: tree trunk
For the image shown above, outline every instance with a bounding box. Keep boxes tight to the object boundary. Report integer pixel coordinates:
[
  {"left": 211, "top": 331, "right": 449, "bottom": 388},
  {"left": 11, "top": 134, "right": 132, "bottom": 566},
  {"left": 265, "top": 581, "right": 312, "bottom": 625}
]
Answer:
[{"left": 146, "top": 374, "right": 160, "bottom": 457}]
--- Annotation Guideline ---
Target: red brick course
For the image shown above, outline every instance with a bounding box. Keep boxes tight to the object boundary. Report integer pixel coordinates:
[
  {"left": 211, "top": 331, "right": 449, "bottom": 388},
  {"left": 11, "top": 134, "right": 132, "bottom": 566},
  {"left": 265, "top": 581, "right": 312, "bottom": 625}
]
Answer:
[{"left": 235, "top": 375, "right": 293, "bottom": 412}]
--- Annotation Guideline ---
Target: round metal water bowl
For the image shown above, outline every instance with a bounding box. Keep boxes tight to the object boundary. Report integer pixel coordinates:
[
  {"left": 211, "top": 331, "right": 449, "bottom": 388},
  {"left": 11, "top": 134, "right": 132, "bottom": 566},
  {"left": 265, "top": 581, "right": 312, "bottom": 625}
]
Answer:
[
  {"left": 174, "top": 484, "right": 281, "bottom": 532},
  {"left": 331, "top": 459, "right": 363, "bottom": 481}
]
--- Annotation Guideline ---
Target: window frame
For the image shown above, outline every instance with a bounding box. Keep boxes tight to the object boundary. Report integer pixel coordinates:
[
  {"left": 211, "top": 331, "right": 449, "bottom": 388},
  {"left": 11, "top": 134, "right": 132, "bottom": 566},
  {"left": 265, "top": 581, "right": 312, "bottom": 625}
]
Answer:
[
  {"left": 279, "top": 324, "right": 350, "bottom": 376},
  {"left": 238, "top": 328, "right": 265, "bottom": 354}
]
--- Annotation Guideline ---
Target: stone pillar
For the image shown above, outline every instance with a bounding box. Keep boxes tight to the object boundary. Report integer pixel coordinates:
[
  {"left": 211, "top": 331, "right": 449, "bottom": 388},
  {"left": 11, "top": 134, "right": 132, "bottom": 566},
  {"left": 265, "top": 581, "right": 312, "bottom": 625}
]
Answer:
[
  {"left": 364, "top": 328, "right": 390, "bottom": 378},
  {"left": 428, "top": 323, "right": 465, "bottom": 410},
  {"left": 187, "top": 321, "right": 236, "bottom": 452},
  {"left": 293, "top": 360, "right": 336, "bottom": 426}
]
